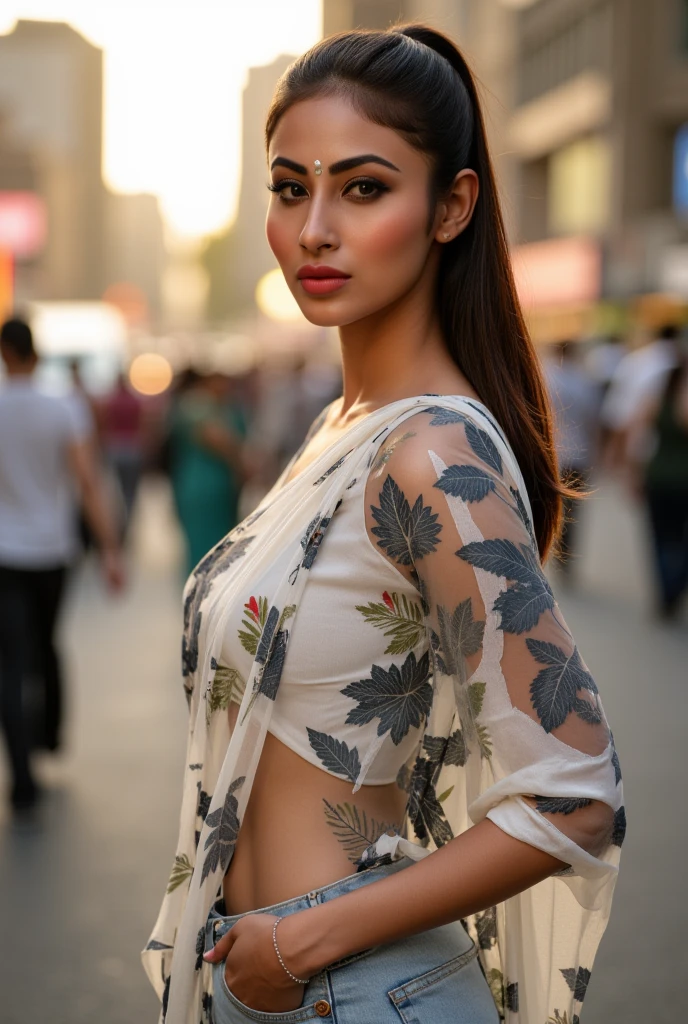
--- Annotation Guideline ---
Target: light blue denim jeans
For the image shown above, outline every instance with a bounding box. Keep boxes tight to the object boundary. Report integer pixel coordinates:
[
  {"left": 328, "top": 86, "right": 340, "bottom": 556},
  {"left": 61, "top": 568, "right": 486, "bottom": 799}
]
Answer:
[{"left": 205, "top": 857, "right": 499, "bottom": 1024}]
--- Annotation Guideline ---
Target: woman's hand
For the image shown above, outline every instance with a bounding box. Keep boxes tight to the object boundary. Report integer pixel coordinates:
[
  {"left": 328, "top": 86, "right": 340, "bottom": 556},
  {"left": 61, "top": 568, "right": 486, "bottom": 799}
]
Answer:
[{"left": 203, "top": 913, "right": 307, "bottom": 1013}]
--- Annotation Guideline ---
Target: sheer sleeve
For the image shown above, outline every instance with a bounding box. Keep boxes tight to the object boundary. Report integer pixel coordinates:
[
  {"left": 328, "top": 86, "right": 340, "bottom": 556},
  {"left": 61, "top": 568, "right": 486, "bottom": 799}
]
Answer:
[{"left": 364, "top": 406, "right": 623, "bottom": 908}]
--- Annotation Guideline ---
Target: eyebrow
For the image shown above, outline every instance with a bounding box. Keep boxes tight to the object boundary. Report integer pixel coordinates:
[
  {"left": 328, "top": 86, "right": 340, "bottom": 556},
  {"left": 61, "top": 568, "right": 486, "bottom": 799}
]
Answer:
[
  {"left": 328, "top": 154, "right": 400, "bottom": 175},
  {"left": 269, "top": 154, "right": 401, "bottom": 176},
  {"left": 270, "top": 157, "right": 308, "bottom": 174}
]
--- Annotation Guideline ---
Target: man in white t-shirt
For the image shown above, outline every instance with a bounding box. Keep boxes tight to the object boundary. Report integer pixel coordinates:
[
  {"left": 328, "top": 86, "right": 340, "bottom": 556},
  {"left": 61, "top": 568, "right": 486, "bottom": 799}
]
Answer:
[
  {"left": 601, "top": 325, "right": 679, "bottom": 468},
  {"left": 0, "top": 318, "right": 124, "bottom": 811}
]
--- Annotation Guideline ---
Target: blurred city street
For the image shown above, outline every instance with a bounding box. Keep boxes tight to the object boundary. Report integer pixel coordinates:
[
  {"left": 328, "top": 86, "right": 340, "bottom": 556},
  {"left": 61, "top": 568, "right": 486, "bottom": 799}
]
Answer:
[
  {"left": 0, "top": 474, "right": 685, "bottom": 1024},
  {"left": 1, "top": 2, "right": 688, "bottom": 1022}
]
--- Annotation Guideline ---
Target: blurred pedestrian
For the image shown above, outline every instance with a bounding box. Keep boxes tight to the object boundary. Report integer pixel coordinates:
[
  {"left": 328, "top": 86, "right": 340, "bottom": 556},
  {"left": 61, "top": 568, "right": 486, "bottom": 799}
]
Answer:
[
  {"left": 633, "top": 346, "right": 688, "bottom": 619},
  {"left": 585, "top": 333, "right": 627, "bottom": 398},
  {"left": 601, "top": 324, "right": 679, "bottom": 472},
  {"left": 100, "top": 371, "right": 146, "bottom": 538},
  {"left": 168, "top": 371, "right": 246, "bottom": 573},
  {"left": 544, "top": 340, "right": 600, "bottom": 574},
  {"left": 0, "top": 317, "right": 124, "bottom": 812}
]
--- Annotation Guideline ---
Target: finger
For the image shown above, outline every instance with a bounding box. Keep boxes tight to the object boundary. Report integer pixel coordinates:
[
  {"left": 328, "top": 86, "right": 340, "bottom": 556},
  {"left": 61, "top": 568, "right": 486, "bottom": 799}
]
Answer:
[{"left": 202, "top": 926, "right": 235, "bottom": 964}]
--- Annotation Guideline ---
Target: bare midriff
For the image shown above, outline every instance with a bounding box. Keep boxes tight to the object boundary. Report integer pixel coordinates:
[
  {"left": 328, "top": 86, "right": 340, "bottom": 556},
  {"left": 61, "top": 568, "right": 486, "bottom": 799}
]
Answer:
[{"left": 222, "top": 730, "right": 407, "bottom": 914}]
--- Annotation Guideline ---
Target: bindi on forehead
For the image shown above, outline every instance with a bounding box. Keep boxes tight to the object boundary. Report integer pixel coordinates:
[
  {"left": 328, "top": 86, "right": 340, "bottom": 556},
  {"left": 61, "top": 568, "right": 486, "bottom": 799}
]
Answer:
[{"left": 269, "top": 154, "right": 401, "bottom": 177}]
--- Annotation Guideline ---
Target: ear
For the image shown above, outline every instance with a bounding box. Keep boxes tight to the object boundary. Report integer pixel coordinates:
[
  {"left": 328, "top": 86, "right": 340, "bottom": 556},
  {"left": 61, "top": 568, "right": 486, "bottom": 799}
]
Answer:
[{"left": 433, "top": 169, "right": 479, "bottom": 244}]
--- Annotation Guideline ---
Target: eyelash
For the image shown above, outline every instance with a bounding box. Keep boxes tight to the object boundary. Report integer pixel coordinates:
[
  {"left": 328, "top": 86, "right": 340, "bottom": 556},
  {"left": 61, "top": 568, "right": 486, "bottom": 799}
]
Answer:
[{"left": 266, "top": 176, "right": 390, "bottom": 204}]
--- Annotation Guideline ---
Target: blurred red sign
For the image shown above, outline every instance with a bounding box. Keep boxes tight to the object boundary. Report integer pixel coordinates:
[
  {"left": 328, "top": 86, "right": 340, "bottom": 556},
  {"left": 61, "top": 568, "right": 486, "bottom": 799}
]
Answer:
[
  {"left": 0, "top": 192, "right": 47, "bottom": 259},
  {"left": 0, "top": 248, "right": 13, "bottom": 321},
  {"left": 512, "top": 236, "right": 601, "bottom": 309}
]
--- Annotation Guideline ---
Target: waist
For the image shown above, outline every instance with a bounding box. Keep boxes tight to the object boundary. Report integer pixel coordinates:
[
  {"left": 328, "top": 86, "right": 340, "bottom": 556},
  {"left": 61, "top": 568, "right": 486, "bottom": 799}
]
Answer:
[
  {"left": 222, "top": 730, "right": 408, "bottom": 913},
  {"left": 212, "top": 856, "right": 413, "bottom": 941}
]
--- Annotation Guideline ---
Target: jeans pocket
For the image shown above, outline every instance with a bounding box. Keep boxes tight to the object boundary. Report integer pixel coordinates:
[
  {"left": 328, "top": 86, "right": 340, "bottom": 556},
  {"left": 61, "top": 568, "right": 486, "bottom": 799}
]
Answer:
[
  {"left": 387, "top": 945, "right": 499, "bottom": 1024},
  {"left": 212, "top": 962, "right": 322, "bottom": 1023}
]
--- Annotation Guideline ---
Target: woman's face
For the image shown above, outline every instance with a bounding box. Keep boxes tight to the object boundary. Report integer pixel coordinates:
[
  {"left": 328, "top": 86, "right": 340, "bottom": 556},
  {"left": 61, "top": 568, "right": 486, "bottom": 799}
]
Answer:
[{"left": 266, "top": 94, "right": 444, "bottom": 328}]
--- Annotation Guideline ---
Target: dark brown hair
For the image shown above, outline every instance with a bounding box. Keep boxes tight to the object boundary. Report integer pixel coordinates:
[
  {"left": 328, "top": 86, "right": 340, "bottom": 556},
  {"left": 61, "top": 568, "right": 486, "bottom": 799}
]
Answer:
[{"left": 266, "top": 25, "right": 563, "bottom": 558}]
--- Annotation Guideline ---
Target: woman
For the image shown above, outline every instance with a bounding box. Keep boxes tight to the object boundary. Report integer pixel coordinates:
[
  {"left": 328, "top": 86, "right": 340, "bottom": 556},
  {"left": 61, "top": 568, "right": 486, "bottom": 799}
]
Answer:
[
  {"left": 144, "top": 27, "right": 623, "bottom": 1024},
  {"left": 168, "top": 371, "right": 247, "bottom": 574}
]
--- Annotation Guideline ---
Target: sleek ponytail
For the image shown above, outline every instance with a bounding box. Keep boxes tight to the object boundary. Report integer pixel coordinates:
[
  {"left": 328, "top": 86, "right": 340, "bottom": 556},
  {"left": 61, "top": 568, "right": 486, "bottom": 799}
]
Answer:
[{"left": 266, "top": 25, "right": 564, "bottom": 558}]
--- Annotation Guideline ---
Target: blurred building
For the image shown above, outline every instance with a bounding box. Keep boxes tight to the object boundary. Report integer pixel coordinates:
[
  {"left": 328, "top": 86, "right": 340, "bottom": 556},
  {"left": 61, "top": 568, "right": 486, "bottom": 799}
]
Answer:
[
  {"left": 323, "top": 0, "right": 463, "bottom": 36},
  {"left": 508, "top": 0, "right": 688, "bottom": 310},
  {"left": 0, "top": 19, "right": 166, "bottom": 324},
  {"left": 0, "top": 20, "right": 106, "bottom": 302},
  {"left": 322, "top": 0, "right": 688, "bottom": 328},
  {"left": 320, "top": 0, "right": 518, "bottom": 235},
  {"left": 203, "top": 55, "right": 295, "bottom": 322},
  {"left": 105, "top": 192, "right": 165, "bottom": 322}
]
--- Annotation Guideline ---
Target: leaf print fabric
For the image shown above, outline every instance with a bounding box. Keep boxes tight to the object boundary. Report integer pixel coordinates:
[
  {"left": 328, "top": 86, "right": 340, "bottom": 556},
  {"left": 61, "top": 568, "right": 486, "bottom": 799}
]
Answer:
[
  {"left": 342, "top": 651, "right": 432, "bottom": 745},
  {"left": 363, "top": 402, "right": 622, "bottom": 1022},
  {"left": 238, "top": 596, "right": 268, "bottom": 655},
  {"left": 200, "top": 776, "right": 244, "bottom": 884},
  {"left": 370, "top": 475, "right": 442, "bottom": 566},
  {"left": 307, "top": 729, "right": 361, "bottom": 784},
  {"left": 144, "top": 395, "right": 622, "bottom": 1024},
  {"left": 356, "top": 591, "right": 425, "bottom": 654},
  {"left": 526, "top": 641, "right": 599, "bottom": 732},
  {"left": 181, "top": 536, "right": 254, "bottom": 682}
]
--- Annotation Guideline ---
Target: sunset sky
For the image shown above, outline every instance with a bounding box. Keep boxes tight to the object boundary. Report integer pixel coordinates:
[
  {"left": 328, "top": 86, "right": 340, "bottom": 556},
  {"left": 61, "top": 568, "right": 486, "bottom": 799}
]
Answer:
[{"left": 0, "top": 2, "right": 321, "bottom": 238}]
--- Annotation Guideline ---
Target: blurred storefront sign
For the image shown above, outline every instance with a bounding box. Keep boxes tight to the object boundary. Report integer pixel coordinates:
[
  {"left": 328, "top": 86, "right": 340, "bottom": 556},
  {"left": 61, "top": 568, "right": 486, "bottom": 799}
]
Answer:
[
  {"left": 673, "top": 123, "right": 688, "bottom": 216},
  {"left": 512, "top": 236, "right": 601, "bottom": 310},
  {"left": 0, "top": 192, "right": 47, "bottom": 259},
  {"left": 512, "top": 236, "right": 602, "bottom": 344},
  {"left": 0, "top": 247, "right": 14, "bottom": 321}
]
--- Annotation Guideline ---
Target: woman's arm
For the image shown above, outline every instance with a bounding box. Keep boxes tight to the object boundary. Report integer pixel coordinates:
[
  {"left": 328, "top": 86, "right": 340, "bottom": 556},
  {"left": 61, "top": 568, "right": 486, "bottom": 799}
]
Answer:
[
  {"left": 204, "top": 820, "right": 562, "bottom": 1011},
  {"left": 283, "top": 818, "right": 561, "bottom": 975},
  {"left": 205, "top": 410, "right": 619, "bottom": 1013}
]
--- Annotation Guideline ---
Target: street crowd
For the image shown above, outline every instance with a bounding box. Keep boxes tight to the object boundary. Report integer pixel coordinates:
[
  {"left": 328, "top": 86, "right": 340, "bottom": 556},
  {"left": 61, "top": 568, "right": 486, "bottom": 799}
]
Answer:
[{"left": 0, "top": 313, "right": 686, "bottom": 815}]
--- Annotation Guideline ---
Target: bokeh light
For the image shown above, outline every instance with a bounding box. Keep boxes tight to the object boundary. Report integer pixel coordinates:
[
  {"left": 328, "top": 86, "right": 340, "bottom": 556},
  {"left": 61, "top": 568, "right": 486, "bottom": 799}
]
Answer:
[
  {"left": 128, "top": 352, "right": 173, "bottom": 395},
  {"left": 255, "top": 268, "right": 304, "bottom": 323}
]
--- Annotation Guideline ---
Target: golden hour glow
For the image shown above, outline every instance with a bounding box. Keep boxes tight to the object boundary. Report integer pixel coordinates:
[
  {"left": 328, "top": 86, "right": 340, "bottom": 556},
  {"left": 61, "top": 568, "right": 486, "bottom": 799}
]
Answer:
[
  {"left": 255, "top": 268, "right": 304, "bottom": 323},
  {"left": 0, "top": 3, "right": 321, "bottom": 238}
]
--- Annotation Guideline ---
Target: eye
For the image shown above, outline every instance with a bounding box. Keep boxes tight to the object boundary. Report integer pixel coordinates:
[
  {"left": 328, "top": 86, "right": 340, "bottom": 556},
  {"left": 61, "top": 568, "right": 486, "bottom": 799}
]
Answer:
[
  {"left": 267, "top": 179, "right": 309, "bottom": 203},
  {"left": 342, "top": 177, "right": 390, "bottom": 201}
]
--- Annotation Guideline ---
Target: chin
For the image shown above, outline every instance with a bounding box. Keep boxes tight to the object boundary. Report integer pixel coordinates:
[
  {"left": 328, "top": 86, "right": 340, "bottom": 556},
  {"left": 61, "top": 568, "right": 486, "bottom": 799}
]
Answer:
[{"left": 296, "top": 296, "right": 388, "bottom": 330}]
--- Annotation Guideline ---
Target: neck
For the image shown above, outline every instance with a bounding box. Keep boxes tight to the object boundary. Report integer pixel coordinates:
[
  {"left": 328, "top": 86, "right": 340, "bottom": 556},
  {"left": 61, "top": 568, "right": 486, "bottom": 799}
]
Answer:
[
  {"left": 4, "top": 363, "right": 35, "bottom": 378},
  {"left": 335, "top": 276, "right": 473, "bottom": 424}
]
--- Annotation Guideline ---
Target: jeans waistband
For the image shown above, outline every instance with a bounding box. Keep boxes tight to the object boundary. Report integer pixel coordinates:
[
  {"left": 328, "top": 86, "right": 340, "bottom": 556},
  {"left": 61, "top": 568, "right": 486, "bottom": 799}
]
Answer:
[{"left": 205, "top": 855, "right": 413, "bottom": 953}]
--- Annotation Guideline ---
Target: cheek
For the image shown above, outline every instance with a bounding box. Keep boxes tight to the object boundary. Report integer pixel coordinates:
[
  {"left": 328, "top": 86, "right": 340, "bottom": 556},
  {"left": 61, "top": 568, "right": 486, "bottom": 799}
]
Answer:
[
  {"left": 265, "top": 208, "right": 292, "bottom": 265},
  {"left": 358, "top": 203, "right": 430, "bottom": 267}
]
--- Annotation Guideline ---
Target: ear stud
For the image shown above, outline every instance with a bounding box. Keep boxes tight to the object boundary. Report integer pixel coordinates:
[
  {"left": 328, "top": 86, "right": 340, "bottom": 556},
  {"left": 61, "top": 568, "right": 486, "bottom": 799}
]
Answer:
[
  {"left": 443, "top": 232, "right": 451, "bottom": 240},
  {"left": 314, "top": 159, "right": 322, "bottom": 176}
]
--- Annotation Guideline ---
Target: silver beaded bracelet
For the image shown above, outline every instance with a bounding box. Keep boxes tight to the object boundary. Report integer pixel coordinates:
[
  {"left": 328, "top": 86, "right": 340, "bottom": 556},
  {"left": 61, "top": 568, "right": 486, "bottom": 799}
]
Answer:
[{"left": 272, "top": 917, "right": 310, "bottom": 985}]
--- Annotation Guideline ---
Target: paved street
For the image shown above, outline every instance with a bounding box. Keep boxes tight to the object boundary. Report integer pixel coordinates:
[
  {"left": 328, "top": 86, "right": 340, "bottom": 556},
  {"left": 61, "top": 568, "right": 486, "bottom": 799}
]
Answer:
[{"left": 0, "top": 476, "right": 685, "bottom": 1023}]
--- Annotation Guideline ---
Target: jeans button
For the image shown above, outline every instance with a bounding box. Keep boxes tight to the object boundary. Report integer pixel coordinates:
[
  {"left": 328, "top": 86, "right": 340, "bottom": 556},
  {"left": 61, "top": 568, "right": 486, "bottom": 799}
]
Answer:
[{"left": 314, "top": 1000, "right": 331, "bottom": 1017}]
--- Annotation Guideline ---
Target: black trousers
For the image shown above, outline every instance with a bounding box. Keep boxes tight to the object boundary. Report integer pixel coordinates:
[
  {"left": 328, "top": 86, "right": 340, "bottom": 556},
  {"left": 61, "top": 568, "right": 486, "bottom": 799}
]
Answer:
[
  {"left": 646, "top": 488, "right": 688, "bottom": 614},
  {"left": 0, "top": 564, "right": 67, "bottom": 794}
]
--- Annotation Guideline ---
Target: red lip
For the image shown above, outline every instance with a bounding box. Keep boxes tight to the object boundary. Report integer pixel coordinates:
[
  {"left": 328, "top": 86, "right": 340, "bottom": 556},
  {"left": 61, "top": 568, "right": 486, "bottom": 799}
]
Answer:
[
  {"left": 297, "top": 265, "right": 350, "bottom": 280},
  {"left": 297, "top": 264, "right": 351, "bottom": 296}
]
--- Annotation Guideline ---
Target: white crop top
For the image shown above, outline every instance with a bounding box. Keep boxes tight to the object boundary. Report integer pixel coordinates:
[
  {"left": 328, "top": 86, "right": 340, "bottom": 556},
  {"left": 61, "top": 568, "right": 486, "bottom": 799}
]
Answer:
[
  {"left": 219, "top": 467, "right": 427, "bottom": 786},
  {"left": 146, "top": 395, "right": 622, "bottom": 1024}
]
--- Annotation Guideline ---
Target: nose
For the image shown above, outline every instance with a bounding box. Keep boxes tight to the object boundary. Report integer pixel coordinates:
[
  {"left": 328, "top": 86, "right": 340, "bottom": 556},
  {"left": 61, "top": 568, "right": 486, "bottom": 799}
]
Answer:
[{"left": 298, "top": 196, "right": 339, "bottom": 254}]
